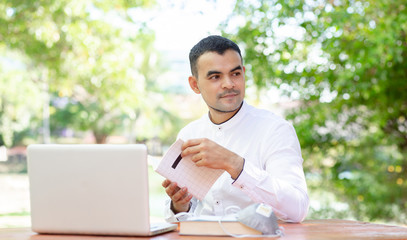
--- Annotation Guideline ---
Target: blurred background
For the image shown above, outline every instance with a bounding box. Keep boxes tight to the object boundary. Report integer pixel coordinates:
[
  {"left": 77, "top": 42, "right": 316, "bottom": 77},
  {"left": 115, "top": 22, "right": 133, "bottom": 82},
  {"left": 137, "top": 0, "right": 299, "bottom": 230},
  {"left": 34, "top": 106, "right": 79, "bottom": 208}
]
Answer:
[{"left": 1, "top": 0, "right": 406, "bottom": 228}]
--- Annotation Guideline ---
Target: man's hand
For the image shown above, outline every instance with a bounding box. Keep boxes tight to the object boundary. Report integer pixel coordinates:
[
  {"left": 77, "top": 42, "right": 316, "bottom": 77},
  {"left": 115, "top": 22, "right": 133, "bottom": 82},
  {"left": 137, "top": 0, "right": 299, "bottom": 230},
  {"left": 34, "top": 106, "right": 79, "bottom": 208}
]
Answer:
[
  {"left": 181, "top": 138, "right": 244, "bottom": 179},
  {"left": 162, "top": 179, "right": 193, "bottom": 214}
]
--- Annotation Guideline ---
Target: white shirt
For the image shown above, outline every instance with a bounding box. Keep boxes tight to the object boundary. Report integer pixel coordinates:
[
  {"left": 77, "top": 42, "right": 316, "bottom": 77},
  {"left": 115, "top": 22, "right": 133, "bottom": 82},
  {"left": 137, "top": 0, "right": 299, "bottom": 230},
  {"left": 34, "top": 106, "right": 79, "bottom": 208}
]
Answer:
[{"left": 165, "top": 101, "right": 309, "bottom": 223}]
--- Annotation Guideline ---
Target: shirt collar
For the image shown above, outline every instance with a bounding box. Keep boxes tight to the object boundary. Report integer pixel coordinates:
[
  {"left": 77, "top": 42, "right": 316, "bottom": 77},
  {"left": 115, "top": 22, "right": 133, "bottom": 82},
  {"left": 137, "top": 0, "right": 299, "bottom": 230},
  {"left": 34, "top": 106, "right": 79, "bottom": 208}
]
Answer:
[{"left": 205, "top": 101, "right": 248, "bottom": 130}]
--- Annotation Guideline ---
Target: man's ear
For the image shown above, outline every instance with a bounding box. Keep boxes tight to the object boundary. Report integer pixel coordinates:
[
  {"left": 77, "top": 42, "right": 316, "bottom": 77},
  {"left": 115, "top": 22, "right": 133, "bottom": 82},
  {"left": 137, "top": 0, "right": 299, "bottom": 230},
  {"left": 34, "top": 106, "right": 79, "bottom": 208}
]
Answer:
[{"left": 188, "top": 75, "right": 201, "bottom": 94}]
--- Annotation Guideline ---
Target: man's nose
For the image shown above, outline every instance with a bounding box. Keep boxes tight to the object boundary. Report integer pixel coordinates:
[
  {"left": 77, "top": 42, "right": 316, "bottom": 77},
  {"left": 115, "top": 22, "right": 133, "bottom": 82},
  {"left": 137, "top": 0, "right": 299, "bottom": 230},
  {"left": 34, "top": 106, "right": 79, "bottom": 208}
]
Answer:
[{"left": 222, "top": 76, "right": 235, "bottom": 89}]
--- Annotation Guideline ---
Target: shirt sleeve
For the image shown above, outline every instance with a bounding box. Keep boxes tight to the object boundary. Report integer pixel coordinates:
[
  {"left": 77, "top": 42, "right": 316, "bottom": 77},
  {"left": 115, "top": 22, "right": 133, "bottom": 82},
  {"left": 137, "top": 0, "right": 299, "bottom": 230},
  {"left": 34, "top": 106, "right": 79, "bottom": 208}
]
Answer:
[
  {"left": 232, "top": 122, "right": 309, "bottom": 223},
  {"left": 164, "top": 197, "right": 198, "bottom": 222}
]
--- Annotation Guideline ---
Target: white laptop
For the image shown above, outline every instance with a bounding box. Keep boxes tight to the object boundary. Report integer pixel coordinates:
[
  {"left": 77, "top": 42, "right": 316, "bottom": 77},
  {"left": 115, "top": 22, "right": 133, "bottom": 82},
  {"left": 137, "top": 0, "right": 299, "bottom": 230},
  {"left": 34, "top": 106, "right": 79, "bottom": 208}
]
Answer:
[{"left": 27, "top": 144, "right": 177, "bottom": 236}]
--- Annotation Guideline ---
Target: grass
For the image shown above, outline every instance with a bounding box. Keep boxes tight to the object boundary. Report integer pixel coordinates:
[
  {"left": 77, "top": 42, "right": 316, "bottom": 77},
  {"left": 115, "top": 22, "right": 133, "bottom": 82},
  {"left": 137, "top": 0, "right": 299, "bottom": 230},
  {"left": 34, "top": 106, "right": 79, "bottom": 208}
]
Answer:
[{"left": 0, "top": 211, "right": 30, "bottom": 217}]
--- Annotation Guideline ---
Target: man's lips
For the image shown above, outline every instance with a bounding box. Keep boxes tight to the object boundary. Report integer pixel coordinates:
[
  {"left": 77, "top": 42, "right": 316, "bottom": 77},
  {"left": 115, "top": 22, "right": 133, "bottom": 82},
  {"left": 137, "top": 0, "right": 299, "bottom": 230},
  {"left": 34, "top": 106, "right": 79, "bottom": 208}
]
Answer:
[
  {"left": 219, "top": 91, "right": 240, "bottom": 99},
  {"left": 221, "top": 93, "right": 237, "bottom": 98}
]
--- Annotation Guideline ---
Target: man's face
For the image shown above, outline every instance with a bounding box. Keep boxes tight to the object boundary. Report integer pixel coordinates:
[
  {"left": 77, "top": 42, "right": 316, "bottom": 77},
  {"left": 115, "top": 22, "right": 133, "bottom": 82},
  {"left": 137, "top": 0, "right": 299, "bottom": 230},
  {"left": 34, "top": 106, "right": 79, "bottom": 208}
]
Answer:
[{"left": 190, "top": 49, "right": 245, "bottom": 118}]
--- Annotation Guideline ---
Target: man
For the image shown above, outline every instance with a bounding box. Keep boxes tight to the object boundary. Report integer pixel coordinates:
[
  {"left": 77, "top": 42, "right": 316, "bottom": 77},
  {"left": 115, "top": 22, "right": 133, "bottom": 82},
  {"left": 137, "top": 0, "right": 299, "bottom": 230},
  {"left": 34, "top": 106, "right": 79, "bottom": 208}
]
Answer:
[{"left": 162, "top": 35, "right": 309, "bottom": 223}]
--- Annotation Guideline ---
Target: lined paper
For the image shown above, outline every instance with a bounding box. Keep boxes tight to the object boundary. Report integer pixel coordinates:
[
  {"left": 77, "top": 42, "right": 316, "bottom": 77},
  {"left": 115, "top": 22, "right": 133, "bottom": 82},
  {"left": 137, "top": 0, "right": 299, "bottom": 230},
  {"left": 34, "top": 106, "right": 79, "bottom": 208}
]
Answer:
[{"left": 155, "top": 139, "right": 224, "bottom": 200}]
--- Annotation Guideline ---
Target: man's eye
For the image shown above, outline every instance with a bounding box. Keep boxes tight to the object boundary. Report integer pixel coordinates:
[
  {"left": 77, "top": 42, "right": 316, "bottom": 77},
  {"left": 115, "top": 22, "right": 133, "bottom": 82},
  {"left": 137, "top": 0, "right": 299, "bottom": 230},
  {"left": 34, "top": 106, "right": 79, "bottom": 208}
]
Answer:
[
  {"left": 232, "top": 72, "right": 241, "bottom": 76},
  {"left": 210, "top": 75, "right": 220, "bottom": 80}
]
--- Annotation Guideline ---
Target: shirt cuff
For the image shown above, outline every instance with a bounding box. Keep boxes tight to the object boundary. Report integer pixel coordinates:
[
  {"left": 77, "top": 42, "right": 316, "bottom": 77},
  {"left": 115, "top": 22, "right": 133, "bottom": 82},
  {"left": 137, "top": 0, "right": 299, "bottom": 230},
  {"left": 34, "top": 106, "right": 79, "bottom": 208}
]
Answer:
[
  {"left": 170, "top": 201, "right": 192, "bottom": 214},
  {"left": 232, "top": 160, "right": 267, "bottom": 192},
  {"left": 232, "top": 158, "right": 245, "bottom": 183},
  {"left": 165, "top": 198, "right": 196, "bottom": 222}
]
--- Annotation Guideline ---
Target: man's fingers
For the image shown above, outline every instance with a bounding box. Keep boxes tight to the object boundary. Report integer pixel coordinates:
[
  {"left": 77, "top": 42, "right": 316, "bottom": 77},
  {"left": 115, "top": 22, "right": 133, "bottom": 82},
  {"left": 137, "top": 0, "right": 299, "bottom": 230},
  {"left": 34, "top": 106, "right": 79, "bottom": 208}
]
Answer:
[
  {"left": 181, "top": 138, "right": 210, "bottom": 151},
  {"left": 179, "top": 192, "right": 193, "bottom": 204},
  {"left": 190, "top": 152, "right": 202, "bottom": 163},
  {"left": 172, "top": 187, "right": 188, "bottom": 202},
  {"left": 162, "top": 179, "right": 171, "bottom": 188},
  {"left": 195, "top": 159, "right": 206, "bottom": 167},
  {"left": 181, "top": 138, "right": 214, "bottom": 158},
  {"left": 172, "top": 187, "right": 193, "bottom": 205},
  {"left": 181, "top": 139, "right": 201, "bottom": 150},
  {"left": 163, "top": 179, "right": 193, "bottom": 204},
  {"left": 181, "top": 144, "right": 200, "bottom": 157},
  {"left": 164, "top": 182, "right": 180, "bottom": 197}
]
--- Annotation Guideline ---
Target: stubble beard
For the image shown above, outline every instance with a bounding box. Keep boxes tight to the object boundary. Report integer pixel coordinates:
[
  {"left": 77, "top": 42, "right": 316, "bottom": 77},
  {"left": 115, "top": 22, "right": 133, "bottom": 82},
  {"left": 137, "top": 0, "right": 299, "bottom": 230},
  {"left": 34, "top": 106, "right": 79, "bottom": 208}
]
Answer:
[{"left": 208, "top": 90, "right": 243, "bottom": 113}]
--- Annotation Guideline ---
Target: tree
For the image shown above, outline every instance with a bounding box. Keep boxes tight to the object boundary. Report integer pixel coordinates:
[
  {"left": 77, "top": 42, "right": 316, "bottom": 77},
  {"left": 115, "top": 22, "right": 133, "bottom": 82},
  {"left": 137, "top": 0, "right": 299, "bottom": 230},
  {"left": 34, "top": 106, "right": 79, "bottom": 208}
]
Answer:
[
  {"left": 0, "top": 47, "right": 43, "bottom": 147},
  {"left": 224, "top": 0, "right": 407, "bottom": 223},
  {"left": 1, "top": 0, "right": 182, "bottom": 145}
]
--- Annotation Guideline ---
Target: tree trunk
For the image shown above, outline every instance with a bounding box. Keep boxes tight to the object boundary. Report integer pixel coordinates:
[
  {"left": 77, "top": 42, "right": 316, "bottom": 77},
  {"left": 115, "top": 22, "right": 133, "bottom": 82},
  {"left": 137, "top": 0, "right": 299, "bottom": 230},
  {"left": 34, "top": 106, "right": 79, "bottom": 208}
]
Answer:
[{"left": 94, "top": 132, "right": 107, "bottom": 144}]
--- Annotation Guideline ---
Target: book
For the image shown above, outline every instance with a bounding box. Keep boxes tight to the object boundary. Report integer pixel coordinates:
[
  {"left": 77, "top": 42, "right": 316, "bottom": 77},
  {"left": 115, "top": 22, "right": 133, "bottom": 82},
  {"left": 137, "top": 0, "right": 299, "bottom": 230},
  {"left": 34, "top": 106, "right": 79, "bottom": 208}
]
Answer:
[{"left": 179, "top": 215, "right": 262, "bottom": 236}]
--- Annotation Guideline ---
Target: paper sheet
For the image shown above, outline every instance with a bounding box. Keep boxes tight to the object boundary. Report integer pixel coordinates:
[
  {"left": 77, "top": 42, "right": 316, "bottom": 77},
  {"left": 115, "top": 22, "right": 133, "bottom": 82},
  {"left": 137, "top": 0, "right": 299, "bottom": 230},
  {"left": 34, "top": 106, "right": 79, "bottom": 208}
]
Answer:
[{"left": 155, "top": 139, "right": 224, "bottom": 200}]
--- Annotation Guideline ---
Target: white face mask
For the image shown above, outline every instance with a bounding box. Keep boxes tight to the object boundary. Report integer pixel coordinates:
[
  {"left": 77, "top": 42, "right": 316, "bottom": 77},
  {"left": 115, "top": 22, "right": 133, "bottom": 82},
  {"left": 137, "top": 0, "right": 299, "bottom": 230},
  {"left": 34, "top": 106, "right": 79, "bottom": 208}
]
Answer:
[{"left": 237, "top": 203, "right": 282, "bottom": 236}]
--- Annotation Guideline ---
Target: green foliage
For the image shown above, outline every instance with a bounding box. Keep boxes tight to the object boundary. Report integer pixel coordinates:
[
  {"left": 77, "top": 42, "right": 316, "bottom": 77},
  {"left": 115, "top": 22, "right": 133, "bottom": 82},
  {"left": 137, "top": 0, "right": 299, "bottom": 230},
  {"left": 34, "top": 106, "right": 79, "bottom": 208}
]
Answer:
[
  {"left": 0, "top": 0, "right": 183, "bottom": 145},
  {"left": 224, "top": 0, "right": 407, "bottom": 223},
  {"left": 0, "top": 47, "right": 43, "bottom": 147}
]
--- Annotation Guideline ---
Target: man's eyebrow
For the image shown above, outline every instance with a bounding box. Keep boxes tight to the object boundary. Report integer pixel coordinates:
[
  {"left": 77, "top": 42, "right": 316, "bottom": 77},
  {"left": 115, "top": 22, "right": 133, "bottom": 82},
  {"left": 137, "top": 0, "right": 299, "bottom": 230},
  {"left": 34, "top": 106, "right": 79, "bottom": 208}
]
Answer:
[
  {"left": 206, "top": 66, "right": 242, "bottom": 78},
  {"left": 206, "top": 70, "right": 221, "bottom": 78},
  {"left": 230, "top": 65, "right": 243, "bottom": 72}
]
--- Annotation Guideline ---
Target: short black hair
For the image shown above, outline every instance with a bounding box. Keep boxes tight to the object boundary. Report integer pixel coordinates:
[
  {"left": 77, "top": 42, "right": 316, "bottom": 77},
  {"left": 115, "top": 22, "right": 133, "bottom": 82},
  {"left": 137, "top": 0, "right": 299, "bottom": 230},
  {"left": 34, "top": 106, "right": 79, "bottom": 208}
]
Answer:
[{"left": 189, "top": 35, "right": 242, "bottom": 77}]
